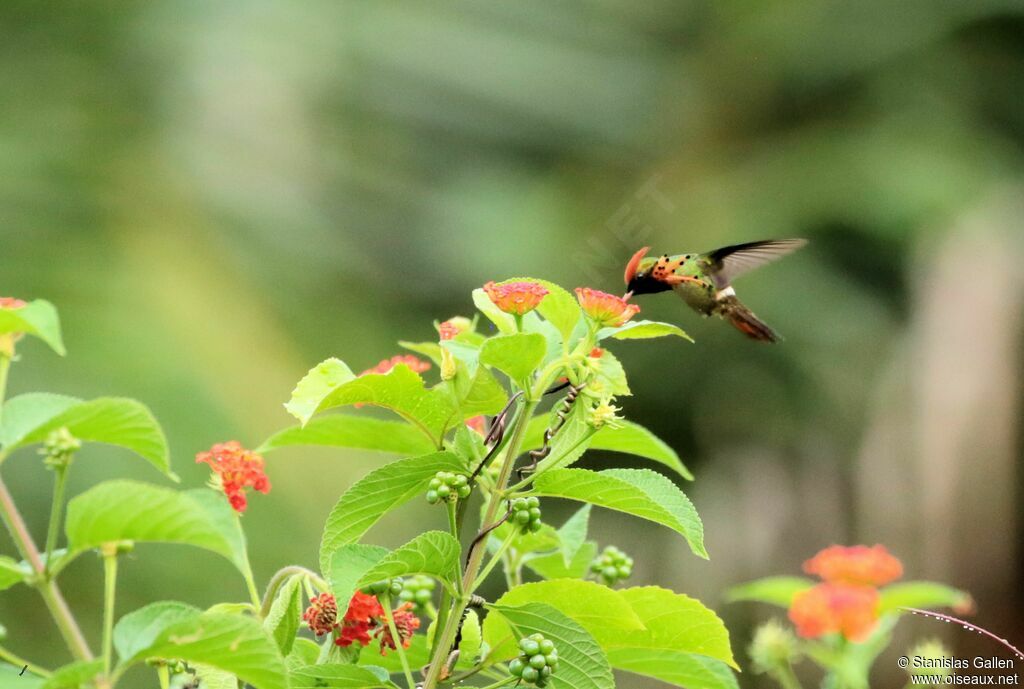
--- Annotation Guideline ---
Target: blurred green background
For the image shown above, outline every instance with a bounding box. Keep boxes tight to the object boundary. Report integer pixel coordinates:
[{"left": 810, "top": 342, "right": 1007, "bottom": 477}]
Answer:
[{"left": 2, "top": 1, "right": 1023, "bottom": 687}]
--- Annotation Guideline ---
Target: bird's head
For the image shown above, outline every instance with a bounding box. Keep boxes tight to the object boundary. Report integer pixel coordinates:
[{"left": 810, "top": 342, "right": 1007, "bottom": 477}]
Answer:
[{"left": 623, "top": 247, "right": 671, "bottom": 296}]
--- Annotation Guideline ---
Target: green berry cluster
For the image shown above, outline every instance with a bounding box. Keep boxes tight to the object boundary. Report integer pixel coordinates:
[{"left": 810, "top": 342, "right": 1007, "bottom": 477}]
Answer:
[
  {"left": 510, "top": 496, "right": 542, "bottom": 533},
  {"left": 426, "top": 471, "right": 471, "bottom": 504},
  {"left": 360, "top": 578, "right": 403, "bottom": 597},
  {"left": 590, "top": 545, "right": 633, "bottom": 585},
  {"left": 397, "top": 574, "right": 435, "bottom": 610},
  {"left": 508, "top": 634, "right": 558, "bottom": 686}
]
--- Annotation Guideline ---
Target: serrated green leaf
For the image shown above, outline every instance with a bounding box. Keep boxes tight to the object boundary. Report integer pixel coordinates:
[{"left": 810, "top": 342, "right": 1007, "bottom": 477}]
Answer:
[
  {"left": 257, "top": 414, "right": 437, "bottom": 456},
  {"left": 264, "top": 575, "right": 302, "bottom": 656},
  {"left": 558, "top": 505, "right": 591, "bottom": 567},
  {"left": 595, "top": 586, "right": 738, "bottom": 678},
  {"left": 286, "top": 361, "right": 454, "bottom": 444},
  {"left": 115, "top": 605, "right": 287, "bottom": 689},
  {"left": 456, "top": 610, "right": 482, "bottom": 669},
  {"left": 879, "top": 581, "right": 973, "bottom": 614},
  {"left": 114, "top": 601, "right": 201, "bottom": 662},
  {"left": 398, "top": 341, "right": 443, "bottom": 365},
  {"left": 291, "top": 664, "right": 397, "bottom": 688},
  {"left": 592, "top": 348, "right": 630, "bottom": 396},
  {"left": 484, "top": 580, "right": 644, "bottom": 662},
  {"left": 66, "top": 481, "right": 248, "bottom": 572},
  {"left": 523, "top": 415, "right": 692, "bottom": 479},
  {"left": 284, "top": 358, "right": 356, "bottom": 424},
  {"left": 533, "top": 468, "right": 707, "bottom": 558},
  {"left": 192, "top": 664, "right": 237, "bottom": 689},
  {"left": 318, "top": 452, "right": 466, "bottom": 574},
  {"left": 354, "top": 532, "right": 460, "bottom": 594},
  {"left": 0, "top": 555, "right": 26, "bottom": 591},
  {"left": 452, "top": 363, "right": 508, "bottom": 418},
  {"left": 285, "top": 639, "right": 321, "bottom": 672},
  {"left": 38, "top": 660, "right": 102, "bottom": 689},
  {"left": 0, "top": 300, "right": 65, "bottom": 355},
  {"left": 524, "top": 541, "right": 598, "bottom": 580},
  {"left": 725, "top": 576, "right": 815, "bottom": 607},
  {"left": 479, "top": 333, "right": 547, "bottom": 383},
  {"left": 528, "top": 279, "right": 582, "bottom": 343},
  {"left": 0, "top": 394, "right": 173, "bottom": 478},
  {"left": 485, "top": 602, "right": 614, "bottom": 689},
  {"left": 598, "top": 320, "right": 692, "bottom": 342},
  {"left": 472, "top": 288, "right": 516, "bottom": 334},
  {"left": 328, "top": 544, "right": 389, "bottom": 606}
]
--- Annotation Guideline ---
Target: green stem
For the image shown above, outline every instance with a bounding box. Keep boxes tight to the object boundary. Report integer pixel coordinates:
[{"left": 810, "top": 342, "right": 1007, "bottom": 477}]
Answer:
[
  {"left": 771, "top": 662, "right": 804, "bottom": 689},
  {"left": 473, "top": 529, "right": 516, "bottom": 589},
  {"left": 0, "top": 644, "right": 50, "bottom": 677},
  {"left": 43, "top": 467, "right": 69, "bottom": 576},
  {"left": 422, "top": 398, "right": 539, "bottom": 689},
  {"left": 156, "top": 663, "right": 170, "bottom": 689},
  {"left": 259, "top": 566, "right": 326, "bottom": 619},
  {"left": 380, "top": 593, "right": 416, "bottom": 689},
  {"left": 101, "top": 547, "right": 118, "bottom": 680},
  {"left": 233, "top": 513, "right": 262, "bottom": 610},
  {"left": 0, "top": 355, "right": 9, "bottom": 421},
  {"left": 477, "top": 676, "right": 518, "bottom": 689},
  {"left": 446, "top": 500, "right": 459, "bottom": 539}
]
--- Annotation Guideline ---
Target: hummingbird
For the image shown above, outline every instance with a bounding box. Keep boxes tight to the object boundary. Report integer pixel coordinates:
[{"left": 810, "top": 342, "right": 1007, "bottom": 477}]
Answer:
[{"left": 623, "top": 239, "right": 807, "bottom": 343}]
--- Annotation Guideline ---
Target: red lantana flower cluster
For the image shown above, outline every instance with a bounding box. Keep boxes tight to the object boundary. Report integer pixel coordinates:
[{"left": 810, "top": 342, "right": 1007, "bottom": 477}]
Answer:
[
  {"left": 789, "top": 545, "right": 903, "bottom": 642},
  {"left": 195, "top": 441, "right": 271, "bottom": 513},
  {"left": 483, "top": 281, "right": 548, "bottom": 316},
  {"left": 360, "top": 354, "right": 431, "bottom": 377},
  {"left": 0, "top": 297, "right": 27, "bottom": 309},
  {"left": 302, "top": 591, "right": 420, "bottom": 654},
  {"left": 574, "top": 287, "right": 640, "bottom": 327}
]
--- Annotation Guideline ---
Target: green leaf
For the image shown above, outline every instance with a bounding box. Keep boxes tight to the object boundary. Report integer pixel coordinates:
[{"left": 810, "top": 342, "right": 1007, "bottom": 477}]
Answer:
[
  {"left": 524, "top": 541, "right": 598, "bottom": 580},
  {"left": 725, "top": 576, "right": 815, "bottom": 608},
  {"left": 285, "top": 639, "right": 321, "bottom": 672},
  {"left": 66, "top": 481, "right": 248, "bottom": 572},
  {"left": 1, "top": 664, "right": 43, "bottom": 688},
  {"left": 594, "top": 586, "right": 738, "bottom": 679},
  {"left": 479, "top": 333, "right": 547, "bottom": 383},
  {"left": 456, "top": 609, "right": 483, "bottom": 669},
  {"left": 113, "top": 601, "right": 201, "bottom": 662},
  {"left": 532, "top": 402, "right": 597, "bottom": 475},
  {"left": 529, "top": 279, "right": 582, "bottom": 343},
  {"left": 0, "top": 394, "right": 173, "bottom": 479},
  {"left": 318, "top": 452, "right": 466, "bottom": 574},
  {"left": 398, "top": 340, "right": 443, "bottom": 365},
  {"left": 115, "top": 604, "right": 287, "bottom": 689},
  {"left": 38, "top": 660, "right": 103, "bottom": 689},
  {"left": 328, "top": 544, "right": 389, "bottom": 606},
  {"left": 0, "top": 555, "right": 27, "bottom": 591},
  {"left": 359, "top": 634, "right": 431, "bottom": 674},
  {"left": 452, "top": 363, "right": 508, "bottom": 418},
  {"left": 283, "top": 358, "right": 356, "bottom": 424},
  {"left": 286, "top": 360, "right": 455, "bottom": 444},
  {"left": 533, "top": 468, "right": 707, "bottom": 558},
  {"left": 557, "top": 505, "right": 591, "bottom": 567},
  {"left": 0, "top": 300, "right": 65, "bottom": 355},
  {"left": 291, "top": 664, "right": 397, "bottom": 689},
  {"left": 484, "top": 580, "right": 644, "bottom": 663},
  {"left": 878, "top": 581, "right": 974, "bottom": 614},
  {"left": 485, "top": 602, "right": 614, "bottom": 689},
  {"left": 598, "top": 320, "right": 692, "bottom": 342},
  {"left": 354, "top": 531, "right": 460, "bottom": 594},
  {"left": 264, "top": 575, "right": 303, "bottom": 656},
  {"left": 592, "top": 348, "right": 630, "bottom": 396},
  {"left": 192, "top": 664, "right": 238, "bottom": 689},
  {"left": 258, "top": 414, "right": 437, "bottom": 456},
  {"left": 472, "top": 288, "right": 516, "bottom": 334},
  {"left": 523, "top": 415, "right": 692, "bottom": 479}
]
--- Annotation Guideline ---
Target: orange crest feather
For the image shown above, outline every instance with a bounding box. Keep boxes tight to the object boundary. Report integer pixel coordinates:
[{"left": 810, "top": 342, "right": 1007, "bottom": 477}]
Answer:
[{"left": 624, "top": 246, "right": 650, "bottom": 285}]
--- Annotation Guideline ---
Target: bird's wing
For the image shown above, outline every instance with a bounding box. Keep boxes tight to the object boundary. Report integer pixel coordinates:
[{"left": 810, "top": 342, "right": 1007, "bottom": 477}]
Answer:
[{"left": 701, "top": 239, "right": 807, "bottom": 288}]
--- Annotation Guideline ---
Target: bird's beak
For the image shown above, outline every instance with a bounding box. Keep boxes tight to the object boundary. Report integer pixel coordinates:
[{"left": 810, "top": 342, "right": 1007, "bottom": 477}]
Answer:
[{"left": 623, "top": 290, "right": 633, "bottom": 300}]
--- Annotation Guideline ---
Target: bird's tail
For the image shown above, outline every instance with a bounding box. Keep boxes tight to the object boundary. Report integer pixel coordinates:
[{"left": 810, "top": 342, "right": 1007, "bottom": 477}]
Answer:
[{"left": 715, "top": 295, "right": 780, "bottom": 343}]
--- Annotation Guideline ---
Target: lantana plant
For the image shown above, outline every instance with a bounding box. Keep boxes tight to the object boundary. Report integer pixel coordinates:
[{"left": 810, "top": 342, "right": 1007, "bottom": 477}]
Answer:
[
  {"left": 0, "top": 280, "right": 739, "bottom": 689},
  {"left": 729, "top": 545, "right": 974, "bottom": 689}
]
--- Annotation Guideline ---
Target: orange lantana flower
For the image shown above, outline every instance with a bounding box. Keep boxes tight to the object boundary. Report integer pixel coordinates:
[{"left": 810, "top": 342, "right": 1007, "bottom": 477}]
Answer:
[
  {"left": 483, "top": 281, "right": 548, "bottom": 316},
  {"left": 789, "top": 583, "right": 880, "bottom": 642},
  {"left": 574, "top": 287, "right": 640, "bottom": 327},
  {"left": 803, "top": 545, "right": 903, "bottom": 587},
  {"left": 195, "top": 441, "right": 271, "bottom": 513}
]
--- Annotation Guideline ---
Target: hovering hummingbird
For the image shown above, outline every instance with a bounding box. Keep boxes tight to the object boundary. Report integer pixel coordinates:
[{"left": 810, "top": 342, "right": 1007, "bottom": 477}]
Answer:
[{"left": 623, "top": 239, "right": 807, "bottom": 343}]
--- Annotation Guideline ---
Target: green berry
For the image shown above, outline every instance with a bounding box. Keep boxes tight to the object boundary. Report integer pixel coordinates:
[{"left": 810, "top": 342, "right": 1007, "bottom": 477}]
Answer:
[
  {"left": 414, "top": 588, "right": 432, "bottom": 604},
  {"left": 436, "top": 484, "right": 450, "bottom": 498},
  {"left": 529, "top": 654, "right": 547, "bottom": 670},
  {"left": 526, "top": 496, "right": 540, "bottom": 508},
  {"left": 509, "top": 659, "right": 525, "bottom": 677},
  {"left": 522, "top": 667, "right": 539, "bottom": 683},
  {"left": 425, "top": 490, "right": 439, "bottom": 504},
  {"left": 428, "top": 478, "right": 441, "bottom": 489},
  {"left": 514, "top": 510, "right": 531, "bottom": 524},
  {"left": 520, "top": 638, "right": 540, "bottom": 656},
  {"left": 539, "top": 639, "right": 555, "bottom": 655},
  {"left": 453, "top": 474, "right": 468, "bottom": 487}
]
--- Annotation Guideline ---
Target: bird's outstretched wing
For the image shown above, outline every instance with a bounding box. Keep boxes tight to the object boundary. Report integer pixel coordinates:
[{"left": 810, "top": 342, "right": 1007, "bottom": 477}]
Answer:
[{"left": 701, "top": 239, "right": 807, "bottom": 288}]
